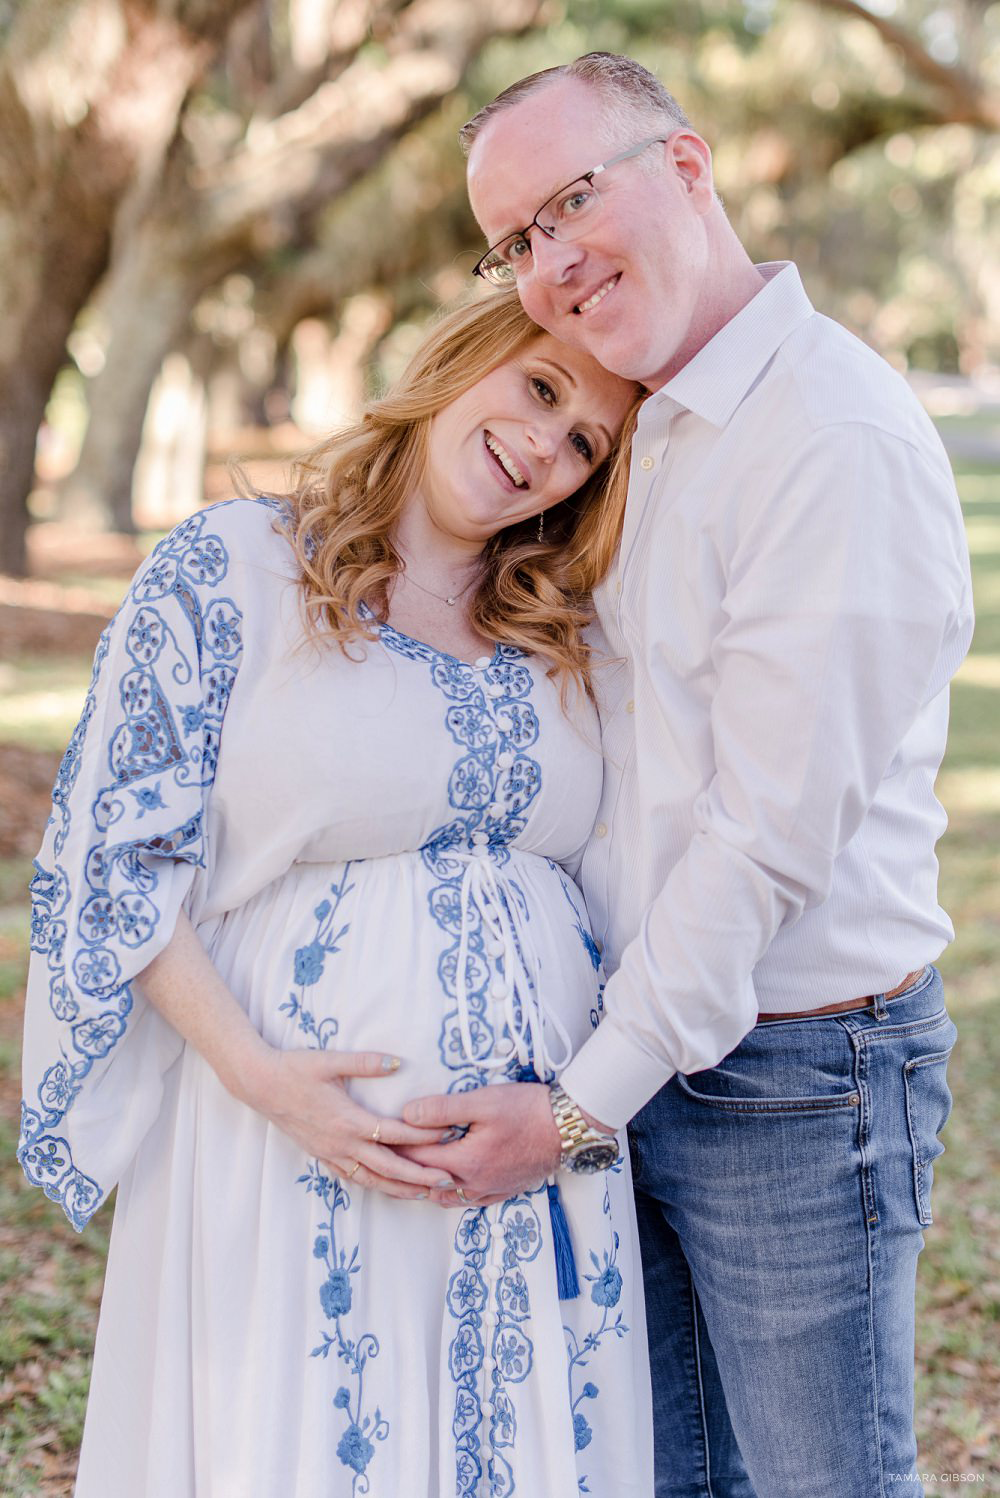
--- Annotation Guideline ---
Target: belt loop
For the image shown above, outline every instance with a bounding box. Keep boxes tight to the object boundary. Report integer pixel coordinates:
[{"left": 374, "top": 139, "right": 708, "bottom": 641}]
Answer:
[{"left": 872, "top": 989, "right": 889, "bottom": 1021}]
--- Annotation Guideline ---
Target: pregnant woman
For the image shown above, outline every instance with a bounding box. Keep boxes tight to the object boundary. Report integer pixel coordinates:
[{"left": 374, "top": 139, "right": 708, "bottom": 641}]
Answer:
[{"left": 18, "top": 291, "right": 653, "bottom": 1496}]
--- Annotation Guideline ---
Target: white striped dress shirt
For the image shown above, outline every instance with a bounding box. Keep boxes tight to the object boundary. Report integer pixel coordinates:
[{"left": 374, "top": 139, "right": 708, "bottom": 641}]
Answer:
[{"left": 559, "top": 263, "right": 974, "bottom": 1130}]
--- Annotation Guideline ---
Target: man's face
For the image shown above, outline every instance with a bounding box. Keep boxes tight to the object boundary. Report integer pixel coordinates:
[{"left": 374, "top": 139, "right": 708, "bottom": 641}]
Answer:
[{"left": 467, "top": 79, "right": 716, "bottom": 390}]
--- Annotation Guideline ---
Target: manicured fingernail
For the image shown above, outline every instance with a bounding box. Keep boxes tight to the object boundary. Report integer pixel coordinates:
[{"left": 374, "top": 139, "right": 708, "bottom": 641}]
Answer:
[
  {"left": 381, "top": 1056, "right": 401, "bottom": 1072},
  {"left": 416, "top": 1191, "right": 429, "bottom": 1199},
  {"left": 436, "top": 1178, "right": 454, "bottom": 1189}
]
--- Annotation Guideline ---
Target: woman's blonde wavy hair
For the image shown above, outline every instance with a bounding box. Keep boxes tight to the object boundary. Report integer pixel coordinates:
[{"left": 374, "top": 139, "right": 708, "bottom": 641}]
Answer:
[{"left": 281, "top": 290, "right": 642, "bottom": 697}]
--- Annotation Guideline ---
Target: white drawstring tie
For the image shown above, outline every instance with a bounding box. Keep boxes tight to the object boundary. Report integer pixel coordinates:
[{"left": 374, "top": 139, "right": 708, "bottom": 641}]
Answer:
[{"left": 452, "top": 849, "right": 572, "bottom": 1082}]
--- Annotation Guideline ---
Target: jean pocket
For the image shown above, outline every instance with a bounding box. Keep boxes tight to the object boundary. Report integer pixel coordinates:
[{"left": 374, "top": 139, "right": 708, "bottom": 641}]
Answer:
[
  {"left": 903, "top": 1038, "right": 956, "bottom": 1225},
  {"left": 674, "top": 1070, "right": 860, "bottom": 1116}
]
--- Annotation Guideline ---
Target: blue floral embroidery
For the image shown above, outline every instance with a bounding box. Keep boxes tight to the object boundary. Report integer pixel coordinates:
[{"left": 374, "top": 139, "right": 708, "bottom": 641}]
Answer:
[
  {"left": 302, "top": 1158, "right": 389, "bottom": 1495},
  {"left": 374, "top": 619, "right": 542, "bottom": 1096},
  {"left": 373, "top": 620, "right": 556, "bottom": 1493},
  {"left": 588, "top": 1261, "right": 623, "bottom": 1309},
  {"left": 551, "top": 863, "right": 603, "bottom": 975},
  {"left": 130, "top": 783, "right": 166, "bottom": 817},
  {"left": 563, "top": 1164, "right": 629, "bottom": 1493},
  {"left": 17, "top": 500, "right": 260, "bottom": 1230},
  {"left": 286, "top": 870, "right": 388, "bottom": 1493},
  {"left": 446, "top": 1192, "right": 545, "bottom": 1496},
  {"left": 280, "top": 869, "right": 355, "bottom": 1050}
]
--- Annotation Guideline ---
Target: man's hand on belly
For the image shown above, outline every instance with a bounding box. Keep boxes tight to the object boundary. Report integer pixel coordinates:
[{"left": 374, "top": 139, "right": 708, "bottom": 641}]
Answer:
[{"left": 396, "top": 1083, "right": 565, "bottom": 1207}]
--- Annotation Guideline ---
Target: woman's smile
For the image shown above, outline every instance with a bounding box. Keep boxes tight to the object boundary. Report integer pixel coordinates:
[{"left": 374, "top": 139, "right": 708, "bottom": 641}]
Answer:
[{"left": 483, "top": 430, "right": 530, "bottom": 489}]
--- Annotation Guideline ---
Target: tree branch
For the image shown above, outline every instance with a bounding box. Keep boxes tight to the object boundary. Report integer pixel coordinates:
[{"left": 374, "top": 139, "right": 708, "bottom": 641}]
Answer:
[
  {"left": 807, "top": 0, "right": 1000, "bottom": 129},
  {"left": 191, "top": 0, "right": 545, "bottom": 244}
]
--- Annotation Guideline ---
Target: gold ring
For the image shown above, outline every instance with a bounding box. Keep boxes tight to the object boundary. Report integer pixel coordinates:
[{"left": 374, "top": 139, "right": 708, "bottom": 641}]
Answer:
[
  {"left": 455, "top": 1187, "right": 470, "bottom": 1205},
  {"left": 346, "top": 1161, "right": 361, "bottom": 1179},
  {"left": 370, "top": 1120, "right": 382, "bottom": 1145}
]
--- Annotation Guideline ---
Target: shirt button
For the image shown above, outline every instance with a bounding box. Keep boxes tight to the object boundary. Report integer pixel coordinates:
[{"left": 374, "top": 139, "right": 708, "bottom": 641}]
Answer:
[
  {"left": 625, "top": 699, "right": 635, "bottom": 714},
  {"left": 640, "top": 456, "right": 654, "bottom": 470},
  {"left": 497, "top": 751, "right": 514, "bottom": 768},
  {"left": 488, "top": 802, "right": 505, "bottom": 818},
  {"left": 485, "top": 683, "right": 504, "bottom": 699},
  {"left": 474, "top": 655, "right": 492, "bottom": 669},
  {"left": 594, "top": 822, "right": 608, "bottom": 839},
  {"left": 472, "top": 831, "right": 489, "bottom": 847}
]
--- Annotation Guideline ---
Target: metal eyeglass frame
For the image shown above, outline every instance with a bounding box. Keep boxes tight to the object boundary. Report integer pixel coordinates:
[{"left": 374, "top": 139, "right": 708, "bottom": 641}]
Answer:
[{"left": 472, "top": 135, "right": 668, "bottom": 286}]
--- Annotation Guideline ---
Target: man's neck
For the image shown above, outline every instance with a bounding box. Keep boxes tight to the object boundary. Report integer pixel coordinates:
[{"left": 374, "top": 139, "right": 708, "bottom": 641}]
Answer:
[{"left": 645, "top": 250, "right": 768, "bottom": 393}]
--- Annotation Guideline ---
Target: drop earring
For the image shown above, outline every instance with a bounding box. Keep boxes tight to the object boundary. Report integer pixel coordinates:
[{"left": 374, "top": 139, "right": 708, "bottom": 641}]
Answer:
[{"left": 537, "top": 512, "right": 544, "bottom": 543}]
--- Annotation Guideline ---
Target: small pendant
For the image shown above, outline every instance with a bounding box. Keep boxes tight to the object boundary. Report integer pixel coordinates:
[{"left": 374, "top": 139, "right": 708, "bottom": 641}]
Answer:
[{"left": 446, "top": 596, "right": 456, "bottom": 607}]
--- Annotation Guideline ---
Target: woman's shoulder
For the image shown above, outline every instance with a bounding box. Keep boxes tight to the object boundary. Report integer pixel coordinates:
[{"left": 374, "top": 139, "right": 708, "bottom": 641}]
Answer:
[
  {"left": 173, "top": 494, "right": 297, "bottom": 562},
  {"left": 136, "top": 496, "right": 300, "bottom": 597}
]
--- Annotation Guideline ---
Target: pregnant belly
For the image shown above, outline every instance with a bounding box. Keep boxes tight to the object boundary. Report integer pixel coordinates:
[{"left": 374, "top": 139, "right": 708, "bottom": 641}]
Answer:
[{"left": 199, "top": 848, "right": 604, "bottom": 1114}]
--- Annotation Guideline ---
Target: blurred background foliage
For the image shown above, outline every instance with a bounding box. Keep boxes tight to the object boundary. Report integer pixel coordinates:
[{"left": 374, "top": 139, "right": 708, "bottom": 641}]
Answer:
[{"left": 0, "top": 0, "right": 998, "bottom": 573}]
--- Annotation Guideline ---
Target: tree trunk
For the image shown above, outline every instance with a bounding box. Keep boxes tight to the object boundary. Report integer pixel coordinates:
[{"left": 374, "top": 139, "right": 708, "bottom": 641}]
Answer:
[
  {"left": 62, "top": 0, "right": 546, "bottom": 536},
  {"left": 0, "top": 0, "right": 258, "bottom": 575},
  {"left": 132, "top": 348, "right": 210, "bottom": 530},
  {"left": 60, "top": 217, "right": 225, "bottom": 530}
]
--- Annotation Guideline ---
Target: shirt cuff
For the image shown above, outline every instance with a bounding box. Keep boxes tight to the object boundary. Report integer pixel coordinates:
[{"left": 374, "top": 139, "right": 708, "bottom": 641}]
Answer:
[{"left": 558, "top": 1022, "right": 674, "bottom": 1131}]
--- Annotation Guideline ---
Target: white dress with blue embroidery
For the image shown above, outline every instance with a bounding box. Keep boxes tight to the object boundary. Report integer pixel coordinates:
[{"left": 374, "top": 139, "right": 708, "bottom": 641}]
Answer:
[{"left": 18, "top": 498, "right": 653, "bottom": 1498}]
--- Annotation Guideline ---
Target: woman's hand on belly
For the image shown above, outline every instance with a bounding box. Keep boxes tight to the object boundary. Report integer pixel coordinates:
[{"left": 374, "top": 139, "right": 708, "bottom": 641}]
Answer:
[
  {"left": 138, "top": 914, "right": 454, "bottom": 1200},
  {"left": 242, "top": 1047, "right": 460, "bottom": 1200}
]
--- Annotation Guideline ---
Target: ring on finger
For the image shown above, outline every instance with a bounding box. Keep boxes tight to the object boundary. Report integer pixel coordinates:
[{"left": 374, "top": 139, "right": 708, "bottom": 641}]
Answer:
[
  {"left": 370, "top": 1120, "right": 382, "bottom": 1145},
  {"left": 346, "top": 1161, "right": 361, "bottom": 1179},
  {"left": 455, "top": 1187, "right": 470, "bottom": 1205}
]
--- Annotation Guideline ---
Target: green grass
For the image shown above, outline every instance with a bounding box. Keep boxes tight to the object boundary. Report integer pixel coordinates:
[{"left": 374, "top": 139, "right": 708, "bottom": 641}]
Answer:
[
  {"left": 0, "top": 459, "right": 997, "bottom": 1491},
  {"left": 0, "top": 659, "right": 95, "bottom": 753}
]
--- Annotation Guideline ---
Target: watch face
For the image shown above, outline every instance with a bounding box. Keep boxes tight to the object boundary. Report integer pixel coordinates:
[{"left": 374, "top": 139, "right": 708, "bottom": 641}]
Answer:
[{"left": 564, "top": 1140, "right": 619, "bottom": 1174}]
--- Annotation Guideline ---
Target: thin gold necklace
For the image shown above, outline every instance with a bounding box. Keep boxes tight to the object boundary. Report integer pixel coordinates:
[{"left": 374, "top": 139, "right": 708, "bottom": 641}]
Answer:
[{"left": 398, "top": 563, "right": 478, "bottom": 609}]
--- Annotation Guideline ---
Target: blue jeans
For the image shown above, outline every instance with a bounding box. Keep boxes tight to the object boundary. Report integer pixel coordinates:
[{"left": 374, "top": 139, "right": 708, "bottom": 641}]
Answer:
[{"left": 629, "top": 965, "right": 956, "bottom": 1497}]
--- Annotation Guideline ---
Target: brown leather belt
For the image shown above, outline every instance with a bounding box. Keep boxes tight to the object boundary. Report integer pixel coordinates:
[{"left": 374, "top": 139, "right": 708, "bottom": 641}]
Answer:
[{"left": 756, "top": 969, "right": 925, "bottom": 1024}]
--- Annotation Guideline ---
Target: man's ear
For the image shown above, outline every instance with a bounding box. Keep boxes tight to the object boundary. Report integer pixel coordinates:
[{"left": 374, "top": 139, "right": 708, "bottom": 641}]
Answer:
[{"left": 666, "top": 131, "right": 715, "bottom": 208}]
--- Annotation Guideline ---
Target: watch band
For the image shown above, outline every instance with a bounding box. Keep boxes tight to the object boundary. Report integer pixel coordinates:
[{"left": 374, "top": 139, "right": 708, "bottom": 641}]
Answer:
[{"left": 549, "top": 1080, "right": 608, "bottom": 1154}]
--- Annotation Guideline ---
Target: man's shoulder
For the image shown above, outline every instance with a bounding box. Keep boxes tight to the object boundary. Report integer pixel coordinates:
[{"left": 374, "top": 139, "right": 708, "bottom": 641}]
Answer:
[{"left": 770, "top": 313, "right": 938, "bottom": 454}]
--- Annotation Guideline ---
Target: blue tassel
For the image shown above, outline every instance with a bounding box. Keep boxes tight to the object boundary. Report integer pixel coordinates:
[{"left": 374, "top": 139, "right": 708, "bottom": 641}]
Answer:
[
  {"left": 547, "top": 1179, "right": 580, "bottom": 1300},
  {"left": 512, "top": 1063, "right": 580, "bottom": 1299}
]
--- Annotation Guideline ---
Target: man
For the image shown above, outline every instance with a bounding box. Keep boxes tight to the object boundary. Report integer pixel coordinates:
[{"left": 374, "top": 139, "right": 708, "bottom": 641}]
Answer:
[{"left": 401, "top": 53, "right": 974, "bottom": 1495}]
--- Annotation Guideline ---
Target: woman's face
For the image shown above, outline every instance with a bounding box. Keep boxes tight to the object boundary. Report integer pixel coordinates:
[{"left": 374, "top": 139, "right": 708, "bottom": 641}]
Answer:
[{"left": 418, "top": 333, "right": 637, "bottom": 544}]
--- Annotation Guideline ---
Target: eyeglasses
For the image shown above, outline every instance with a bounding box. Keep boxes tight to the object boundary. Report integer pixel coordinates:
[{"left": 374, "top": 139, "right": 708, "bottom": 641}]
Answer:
[{"left": 472, "top": 136, "right": 668, "bottom": 288}]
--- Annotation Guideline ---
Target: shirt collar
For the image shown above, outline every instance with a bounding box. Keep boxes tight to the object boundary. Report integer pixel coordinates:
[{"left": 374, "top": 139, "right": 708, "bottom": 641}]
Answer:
[{"left": 647, "top": 262, "right": 815, "bottom": 429}]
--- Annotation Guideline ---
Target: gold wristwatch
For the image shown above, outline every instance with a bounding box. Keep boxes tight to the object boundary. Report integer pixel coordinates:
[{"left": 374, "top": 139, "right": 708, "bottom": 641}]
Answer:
[{"left": 548, "top": 1081, "right": 619, "bottom": 1174}]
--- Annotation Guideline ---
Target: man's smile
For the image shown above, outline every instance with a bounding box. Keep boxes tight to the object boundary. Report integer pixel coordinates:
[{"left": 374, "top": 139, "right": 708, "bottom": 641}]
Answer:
[{"left": 573, "top": 273, "right": 621, "bottom": 316}]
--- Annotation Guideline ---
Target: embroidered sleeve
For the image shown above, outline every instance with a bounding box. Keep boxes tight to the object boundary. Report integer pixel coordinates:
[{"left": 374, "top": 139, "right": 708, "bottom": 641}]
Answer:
[{"left": 18, "top": 507, "right": 246, "bottom": 1230}]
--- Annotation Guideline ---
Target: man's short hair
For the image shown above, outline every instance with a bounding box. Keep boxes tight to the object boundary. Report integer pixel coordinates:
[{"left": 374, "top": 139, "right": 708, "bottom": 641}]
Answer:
[{"left": 459, "top": 52, "right": 692, "bottom": 157}]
